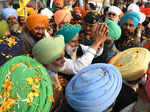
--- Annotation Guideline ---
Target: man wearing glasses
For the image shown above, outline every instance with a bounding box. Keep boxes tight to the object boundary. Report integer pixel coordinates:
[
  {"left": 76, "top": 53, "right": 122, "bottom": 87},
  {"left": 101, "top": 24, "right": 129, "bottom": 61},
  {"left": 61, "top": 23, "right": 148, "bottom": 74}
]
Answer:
[{"left": 106, "top": 5, "right": 122, "bottom": 23}]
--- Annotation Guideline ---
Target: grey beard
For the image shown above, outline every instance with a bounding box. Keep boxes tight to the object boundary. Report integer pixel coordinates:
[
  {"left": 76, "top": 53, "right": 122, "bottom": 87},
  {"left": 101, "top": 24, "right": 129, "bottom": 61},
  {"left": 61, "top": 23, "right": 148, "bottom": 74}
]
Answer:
[
  {"left": 65, "top": 44, "right": 78, "bottom": 60},
  {"left": 9, "top": 23, "right": 19, "bottom": 33},
  {"left": 47, "top": 64, "right": 65, "bottom": 73}
]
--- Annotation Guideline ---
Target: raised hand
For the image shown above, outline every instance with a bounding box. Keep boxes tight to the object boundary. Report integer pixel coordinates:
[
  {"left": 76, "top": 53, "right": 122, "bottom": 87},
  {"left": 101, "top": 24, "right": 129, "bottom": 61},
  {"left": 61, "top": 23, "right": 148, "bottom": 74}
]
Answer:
[
  {"left": 91, "top": 23, "right": 108, "bottom": 51},
  {"left": 93, "top": 23, "right": 108, "bottom": 44}
]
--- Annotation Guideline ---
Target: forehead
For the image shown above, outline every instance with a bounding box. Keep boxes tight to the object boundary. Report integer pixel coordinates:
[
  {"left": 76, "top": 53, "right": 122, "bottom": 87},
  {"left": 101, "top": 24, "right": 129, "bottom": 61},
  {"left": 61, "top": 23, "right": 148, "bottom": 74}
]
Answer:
[
  {"left": 124, "top": 19, "right": 134, "bottom": 24},
  {"left": 86, "top": 22, "right": 97, "bottom": 26},
  {"left": 34, "top": 24, "right": 45, "bottom": 29},
  {"left": 8, "top": 16, "right": 17, "bottom": 20}
]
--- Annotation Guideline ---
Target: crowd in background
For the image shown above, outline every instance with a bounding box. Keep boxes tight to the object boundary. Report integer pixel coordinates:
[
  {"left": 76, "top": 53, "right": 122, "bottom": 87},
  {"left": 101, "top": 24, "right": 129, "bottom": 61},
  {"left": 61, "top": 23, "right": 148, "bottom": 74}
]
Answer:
[{"left": 0, "top": 0, "right": 150, "bottom": 112}]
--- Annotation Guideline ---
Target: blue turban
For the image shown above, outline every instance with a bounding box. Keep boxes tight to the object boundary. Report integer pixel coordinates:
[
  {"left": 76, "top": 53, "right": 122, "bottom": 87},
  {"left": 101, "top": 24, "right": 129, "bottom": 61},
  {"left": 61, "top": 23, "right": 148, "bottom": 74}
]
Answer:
[
  {"left": 120, "top": 12, "right": 140, "bottom": 29},
  {"left": 2, "top": 8, "right": 18, "bottom": 21},
  {"left": 0, "top": 35, "right": 25, "bottom": 65},
  {"left": 54, "top": 24, "right": 81, "bottom": 44},
  {"left": 65, "top": 63, "right": 122, "bottom": 112}
]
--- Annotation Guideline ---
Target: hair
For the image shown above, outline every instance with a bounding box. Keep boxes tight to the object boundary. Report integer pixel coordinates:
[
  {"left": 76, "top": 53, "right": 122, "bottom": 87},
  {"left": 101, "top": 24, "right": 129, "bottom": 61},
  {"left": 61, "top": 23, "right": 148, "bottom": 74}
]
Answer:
[
  {"left": 89, "top": 3, "right": 96, "bottom": 10},
  {"left": 13, "top": 3, "right": 20, "bottom": 9}
]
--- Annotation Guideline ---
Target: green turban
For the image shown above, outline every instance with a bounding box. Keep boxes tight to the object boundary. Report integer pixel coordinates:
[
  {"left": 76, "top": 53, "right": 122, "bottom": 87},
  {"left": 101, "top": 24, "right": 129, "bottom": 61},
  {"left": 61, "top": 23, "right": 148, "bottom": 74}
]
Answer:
[
  {"left": 0, "top": 56, "right": 53, "bottom": 112},
  {"left": 32, "top": 36, "right": 65, "bottom": 65},
  {"left": 105, "top": 19, "right": 121, "bottom": 40},
  {"left": 104, "top": 4, "right": 111, "bottom": 8},
  {"left": 0, "top": 20, "right": 9, "bottom": 37},
  {"left": 54, "top": 24, "right": 81, "bottom": 44}
]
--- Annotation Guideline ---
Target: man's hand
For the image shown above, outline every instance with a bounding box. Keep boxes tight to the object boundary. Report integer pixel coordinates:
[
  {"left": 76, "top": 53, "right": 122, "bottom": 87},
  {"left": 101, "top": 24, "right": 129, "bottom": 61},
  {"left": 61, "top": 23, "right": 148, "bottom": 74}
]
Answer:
[{"left": 91, "top": 23, "right": 108, "bottom": 51}]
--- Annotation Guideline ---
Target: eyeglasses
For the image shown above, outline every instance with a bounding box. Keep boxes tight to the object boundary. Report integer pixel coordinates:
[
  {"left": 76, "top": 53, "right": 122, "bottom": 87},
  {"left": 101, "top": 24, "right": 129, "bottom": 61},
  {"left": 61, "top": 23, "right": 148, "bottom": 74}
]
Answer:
[
  {"left": 123, "top": 23, "right": 134, "bottom": 28},
  {"left": 108, "top": 12, "right": 117, "bottom": 17}
]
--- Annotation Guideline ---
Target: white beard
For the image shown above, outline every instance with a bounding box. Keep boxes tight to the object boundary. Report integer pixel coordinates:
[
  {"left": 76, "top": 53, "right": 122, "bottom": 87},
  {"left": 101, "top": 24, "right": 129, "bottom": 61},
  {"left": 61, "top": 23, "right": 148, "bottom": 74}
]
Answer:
[
  {"left": 9, "top": 23, "right": 19, "bottom": 33},
  {"left": 105, "top": 16, "right": 119, "bottom": 23},
  {"left": 47, "top": 63, "right": 65, "bottom": 73},
  {"left": 65, "top": 44, "right": 78, "bottom": 60}
]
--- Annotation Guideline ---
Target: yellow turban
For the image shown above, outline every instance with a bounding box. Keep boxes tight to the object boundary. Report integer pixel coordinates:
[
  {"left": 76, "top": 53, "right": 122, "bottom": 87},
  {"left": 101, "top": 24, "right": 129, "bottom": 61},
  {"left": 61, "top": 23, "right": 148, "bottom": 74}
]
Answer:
[
  {"left": 109, "top": 48, "right": 150, "bottom": 81},
  {"left": 26, "top": 14, "right": 49, "bottom": 30}
]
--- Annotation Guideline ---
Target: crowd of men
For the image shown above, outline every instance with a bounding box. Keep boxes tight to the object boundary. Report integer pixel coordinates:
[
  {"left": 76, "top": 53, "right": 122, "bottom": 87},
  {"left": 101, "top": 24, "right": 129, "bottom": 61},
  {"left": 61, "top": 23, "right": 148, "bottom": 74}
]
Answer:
[{"left": 0, "top": 0, "right": 150, "bottom": 112}]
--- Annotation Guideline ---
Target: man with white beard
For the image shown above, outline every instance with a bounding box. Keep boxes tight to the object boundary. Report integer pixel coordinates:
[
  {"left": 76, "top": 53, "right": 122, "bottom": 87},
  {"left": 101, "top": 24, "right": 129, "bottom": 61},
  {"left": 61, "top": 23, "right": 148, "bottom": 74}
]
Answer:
[
  {"left": 54, "top": 25, "right": 103, "bottom": 63},
  {"left": 32, "top": 23, "right": 108, "bottom": 75},
  {"left": 1, "top": 8, "right": 21, "bottom": 35},
  {"left": 32, "top": 23, "right": 108, "bottom": 111},
  {"left": 106, "top": 6, "right": 122, "bottom": 23}
]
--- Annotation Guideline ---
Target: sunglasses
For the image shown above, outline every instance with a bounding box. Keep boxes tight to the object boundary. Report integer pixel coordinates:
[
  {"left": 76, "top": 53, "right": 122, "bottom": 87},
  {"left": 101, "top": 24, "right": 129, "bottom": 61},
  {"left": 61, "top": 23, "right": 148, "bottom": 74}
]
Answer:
[
  {"left": 123, "top": 23, "right": 134, "bottom": 28},
  {"left": 108, "top": 12, "right": 117, "bottom": 17}
]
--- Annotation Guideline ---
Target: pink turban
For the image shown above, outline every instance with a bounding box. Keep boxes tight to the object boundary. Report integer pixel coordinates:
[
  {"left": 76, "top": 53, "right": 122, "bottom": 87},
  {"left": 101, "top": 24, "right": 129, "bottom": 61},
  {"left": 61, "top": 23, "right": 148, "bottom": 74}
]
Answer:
[{"left": 54, "top": 9, "right": 72, "bottom": 25}]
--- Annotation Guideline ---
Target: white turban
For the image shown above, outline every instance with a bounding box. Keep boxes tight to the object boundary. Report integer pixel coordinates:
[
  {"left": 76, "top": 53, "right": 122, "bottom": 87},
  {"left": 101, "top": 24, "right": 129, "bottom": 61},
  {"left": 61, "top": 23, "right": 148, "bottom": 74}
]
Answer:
[
  {"left": 108, "top": 6, "right": 122, "bottom": 16},
  {"left": 139, "top": 12, "right": 146, "bottom": 24},
  {"left": 40, "top": 8, "right": 54, "bottom": 19},
  {"left": 127, "top": 3, "right": 140, "bottom": 12}
]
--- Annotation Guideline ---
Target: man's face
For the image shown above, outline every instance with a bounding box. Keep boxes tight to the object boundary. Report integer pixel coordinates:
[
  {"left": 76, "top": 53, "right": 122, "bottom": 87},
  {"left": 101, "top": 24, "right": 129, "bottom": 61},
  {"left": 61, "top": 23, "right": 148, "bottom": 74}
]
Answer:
[
  {"left": 106, "top": 12, "right": 119, "bottom": 23},
  {"left": 121, "top": 19, "right": 135, "bottom": 37},
  {"left": 75, "top": 10, "right": 82, "bottom": 17},
  {"left": 84, "top": 22, "right": 98, "bottom": 39},
  {"left": 55, "top": 2, "right": 63, "bottom": 8},
  {"left": 31, "top": 24, "right": 45, "bottom": 40},
  {"left": 7, "top": 16, "right": 19, "bottom": 33},
  {"left": 69, "top": 34, "right": 79, "bottom": 48},
  {"left": 85, "top": 3, "right": 90, "bottom": 10},
  {"left": 51, "top": 50, "right": 65, "bottom": 68},
  {"left": 47, "top": 50, "right": 66, "bottom": 73}
]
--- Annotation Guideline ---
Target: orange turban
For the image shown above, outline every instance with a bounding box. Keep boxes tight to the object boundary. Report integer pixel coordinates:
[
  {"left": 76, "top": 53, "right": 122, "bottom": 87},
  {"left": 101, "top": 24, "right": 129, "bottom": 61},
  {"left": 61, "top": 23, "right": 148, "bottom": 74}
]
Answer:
[
  {"left": 54, "top": 9, "right": 72, "bottom": 25},
  {"left": 74, "top": 7, "right": 83, "bottom": 13},
  {"left": 82, "top": 10, "right": 88, "bottom": 19},
  {"left": 74, "top": 7, "right": 85, "bottom": 19},
  {"left": 55, "top": 0, "right": 64, "bottom": 8},
  {"left": 119, "top": 11, "right": 124, "bottom": 18},
  {"left": 26, "top": 14, "right": 49, "bottom": 30},
  {"left": 140, "top": 8, "right": 150, "bottom": 16}
]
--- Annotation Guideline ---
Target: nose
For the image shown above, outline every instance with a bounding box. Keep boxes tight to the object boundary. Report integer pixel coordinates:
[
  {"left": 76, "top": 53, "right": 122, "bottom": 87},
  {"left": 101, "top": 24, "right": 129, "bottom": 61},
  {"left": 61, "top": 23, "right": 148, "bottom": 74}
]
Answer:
[
  {"left": 11, "top": 18, "right": 17, "bottom": 24},
  {"left": 86, "top": 26, "right": 90, "bottom": 31},
  {"left": 126, "top": 25, "right": 130, "bottom": 30},
  {"left": 38, "top": 28, "right": 44, "bottom": 34}
]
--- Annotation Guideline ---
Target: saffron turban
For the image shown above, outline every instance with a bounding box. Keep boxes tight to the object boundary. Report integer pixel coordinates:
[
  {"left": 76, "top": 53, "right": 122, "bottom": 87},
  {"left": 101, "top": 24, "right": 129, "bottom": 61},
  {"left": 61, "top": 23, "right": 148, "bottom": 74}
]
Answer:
[
  {"left": 109, "top": 48, "right": 150, "bottom": 81},
  {"left": 54, "top": 9, "right": 72, "bottom": 25},
  {"left": 2, "top": 8, "right": 18, "bottom": 21},
  {"left": 140, "top": 8, "right": 150, "bottom": 16},
  {"left": 26, "top": 14, "right": 49, "bottom": 31},
  {"left": 74, "top": 7, "right": 83, "bottom": 13},
  {"left": 66, "top": 63, "right": 122, "bottom": 112},
  {"left": 32, "top": 36, "right": 65, "bottom": 65},
  {"left": 0, "top": 56, "right": 53, "bottom": 111},
  {"left": 120, "top": 11, "right": 141, "bottom": 29}
]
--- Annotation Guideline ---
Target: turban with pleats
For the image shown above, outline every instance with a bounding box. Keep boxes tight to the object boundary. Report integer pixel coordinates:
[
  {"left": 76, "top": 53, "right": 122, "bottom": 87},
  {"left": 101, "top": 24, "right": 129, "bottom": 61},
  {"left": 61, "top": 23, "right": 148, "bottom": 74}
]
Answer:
[
  {"left": 66, "top": 63, "right": 122, "bottom": 112},
  {"left": 0, "top": 56, "right": 53, "bottom": 111}
]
